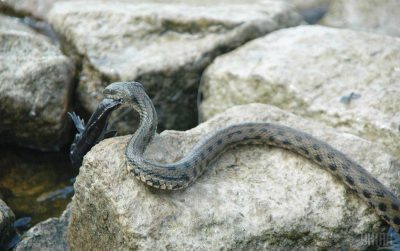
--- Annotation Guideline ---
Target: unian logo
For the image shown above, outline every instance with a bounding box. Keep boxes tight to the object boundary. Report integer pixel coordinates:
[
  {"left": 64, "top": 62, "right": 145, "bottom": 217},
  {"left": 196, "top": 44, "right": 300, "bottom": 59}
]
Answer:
[{"left": 361, "top": 228, "right": 400, "bottom": 250}]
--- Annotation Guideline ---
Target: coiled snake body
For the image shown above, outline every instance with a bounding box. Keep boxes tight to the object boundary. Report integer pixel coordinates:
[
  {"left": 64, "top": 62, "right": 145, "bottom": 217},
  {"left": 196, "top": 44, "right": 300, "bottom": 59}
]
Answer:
[{"left": 100, "top": 81, "right": 400, "bottom": 233}]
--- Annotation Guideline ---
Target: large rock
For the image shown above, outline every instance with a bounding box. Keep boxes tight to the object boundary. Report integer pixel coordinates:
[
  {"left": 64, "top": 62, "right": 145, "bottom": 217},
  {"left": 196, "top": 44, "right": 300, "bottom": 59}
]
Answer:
[
  {"left": 48, "top": 0, "right": 302, "bottom": 131},
  {"left": 321, "top": 0, "right": 400, "bottom": 37},
  {"left": 0, "top": 15, "right": 75, "bottom": 151},
  {"left": 15, "top": 203, "right": 71, "bottom": 251},
  {"left": 0, "top": 199, "right": 15, "bottom": 247},
  {"left": 199, "top": 25, "right": 400, "bottom": 159},
  {"left": 68, "top": 103, "right": 400, "bottom": 250}
]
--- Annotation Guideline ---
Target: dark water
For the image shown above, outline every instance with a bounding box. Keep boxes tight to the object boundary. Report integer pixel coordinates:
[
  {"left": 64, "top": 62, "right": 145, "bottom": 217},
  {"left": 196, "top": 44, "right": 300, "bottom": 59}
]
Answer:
[{"left": 0, "top": 146, "right": 78, "bottom": 225}]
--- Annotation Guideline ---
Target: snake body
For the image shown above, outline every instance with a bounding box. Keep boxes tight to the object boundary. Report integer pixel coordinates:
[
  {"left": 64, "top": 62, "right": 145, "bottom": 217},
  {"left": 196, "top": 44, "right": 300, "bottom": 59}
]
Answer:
[{"left": 102, "top": 81, "right": 400, "bottom": 233}]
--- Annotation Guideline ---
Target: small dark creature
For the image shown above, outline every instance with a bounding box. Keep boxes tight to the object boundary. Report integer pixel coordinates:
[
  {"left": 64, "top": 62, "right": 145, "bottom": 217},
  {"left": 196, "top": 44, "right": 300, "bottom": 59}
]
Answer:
[{"left": 68, "top": 98, "right": 122, "bottom": 166}]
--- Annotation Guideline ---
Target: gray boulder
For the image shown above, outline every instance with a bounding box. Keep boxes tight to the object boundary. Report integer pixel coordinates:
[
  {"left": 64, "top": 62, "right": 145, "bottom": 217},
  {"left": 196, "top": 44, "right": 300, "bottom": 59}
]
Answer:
[
  {"left": 321, "top": 0, "right": 400, "bottom": 37},
  {"left": 48, "top": 0, "right": 302, "bottom": 131},
  {"left": 68, "top": 103, "right": 400, "bottom": 250},
  {"left": 199, "top": 25, "right": 400, "bottom": 159},
  {"left": 0, "top": 15, "right": 75, "bottom": 151}
]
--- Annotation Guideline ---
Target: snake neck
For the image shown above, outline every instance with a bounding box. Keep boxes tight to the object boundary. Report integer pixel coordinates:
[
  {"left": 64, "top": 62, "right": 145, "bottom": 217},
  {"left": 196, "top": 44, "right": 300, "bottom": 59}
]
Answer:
[{"left": 126, "top": 92, "right": 157, "bottom": 157}]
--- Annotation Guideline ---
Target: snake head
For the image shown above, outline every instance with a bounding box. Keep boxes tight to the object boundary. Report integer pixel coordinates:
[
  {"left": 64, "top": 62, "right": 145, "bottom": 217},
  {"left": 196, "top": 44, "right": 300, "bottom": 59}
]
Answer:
[{"left": 103, "top": 82, "right": 146, "bottom": 112}]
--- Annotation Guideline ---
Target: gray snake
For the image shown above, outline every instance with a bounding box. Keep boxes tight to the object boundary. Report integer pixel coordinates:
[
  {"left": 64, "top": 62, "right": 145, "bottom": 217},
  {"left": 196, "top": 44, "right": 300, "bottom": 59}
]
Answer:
[{"left": 101, "top": 81, "right": 400, "bottom": 233}]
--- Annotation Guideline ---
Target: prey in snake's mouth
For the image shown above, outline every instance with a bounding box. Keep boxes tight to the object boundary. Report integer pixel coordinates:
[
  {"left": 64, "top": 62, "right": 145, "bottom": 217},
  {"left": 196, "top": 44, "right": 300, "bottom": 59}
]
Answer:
[{"left": 68, "top": 98, "right": 122, "bottom": 167}]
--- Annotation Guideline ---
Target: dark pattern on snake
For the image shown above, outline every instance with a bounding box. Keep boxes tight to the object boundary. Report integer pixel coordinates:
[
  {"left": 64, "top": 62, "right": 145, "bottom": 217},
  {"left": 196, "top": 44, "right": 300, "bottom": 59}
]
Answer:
[{"left": 103, "top": 81, "right": 400, "bottom": 233}]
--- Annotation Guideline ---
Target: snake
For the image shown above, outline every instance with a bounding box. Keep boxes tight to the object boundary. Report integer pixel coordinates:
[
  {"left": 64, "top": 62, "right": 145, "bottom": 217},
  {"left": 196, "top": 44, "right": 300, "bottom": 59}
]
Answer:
[{"left": 71, "top": 81, "right": 400, "bottom": 233}]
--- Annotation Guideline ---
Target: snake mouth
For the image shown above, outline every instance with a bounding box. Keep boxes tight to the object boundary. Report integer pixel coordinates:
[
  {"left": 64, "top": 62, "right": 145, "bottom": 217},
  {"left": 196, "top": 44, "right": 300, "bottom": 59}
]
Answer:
[{"left": 101, "top": 97, "right": 123, "bottom": 107}]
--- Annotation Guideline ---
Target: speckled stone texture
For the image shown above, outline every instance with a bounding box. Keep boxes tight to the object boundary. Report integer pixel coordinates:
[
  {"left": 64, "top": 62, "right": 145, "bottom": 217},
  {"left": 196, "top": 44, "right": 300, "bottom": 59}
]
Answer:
[
  {"left": 48, "top": 0, "right": 302, "bottom": 132},
  {"left": 68, "top": 103, "right": 400, "bottom": 250},
  {"left": 321, "top": 0, "right": 400, "bottom": 37},
  {"left": 0, "top": 199, "right": 15, "bottom": 247},
  {"left": 0, "top": 15, "right": 75, "bottom": 151},
  {"left": 199, "top": 25, "right": 400, "bottom": 159}
]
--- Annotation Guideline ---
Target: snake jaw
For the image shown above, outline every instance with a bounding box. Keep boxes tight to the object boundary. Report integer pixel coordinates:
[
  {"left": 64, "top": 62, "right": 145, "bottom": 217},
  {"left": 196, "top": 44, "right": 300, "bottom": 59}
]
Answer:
[{"left": 103, "top": 82, "right": 146, "bottom": 113}]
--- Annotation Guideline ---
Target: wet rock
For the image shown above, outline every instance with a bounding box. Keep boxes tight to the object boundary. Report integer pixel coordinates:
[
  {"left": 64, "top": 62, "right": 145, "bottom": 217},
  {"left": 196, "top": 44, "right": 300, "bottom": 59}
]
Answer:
[
  {"left": 199, "top": 25, "right": 400, "bottom": 159},
  {"left": 321, "top": 0, "right": 400, "bottom": 37},
  {"left": 48, "top": 1, "right": 302, "bottom": 131},
  {"left": 0, "top": 15, "right": 75, "bottom": 151},
  {"left": 0, "top": 199, "right": 15, "bottom": 247},
  {"left": 14, "top": 204, "right": 71, "bottom": 251},
  {"left": 68, "top": 103, "right": 400, "bottom": 250}
]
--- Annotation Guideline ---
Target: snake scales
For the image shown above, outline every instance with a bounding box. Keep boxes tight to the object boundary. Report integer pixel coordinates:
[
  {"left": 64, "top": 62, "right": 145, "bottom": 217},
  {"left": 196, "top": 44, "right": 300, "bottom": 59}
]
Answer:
[{"left": 102, "top": 81, "right": 400, "bottom": 233}]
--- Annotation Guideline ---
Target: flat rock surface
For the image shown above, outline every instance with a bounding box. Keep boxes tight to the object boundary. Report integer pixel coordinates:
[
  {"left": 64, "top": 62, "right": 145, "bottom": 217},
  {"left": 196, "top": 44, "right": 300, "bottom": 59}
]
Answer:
[
  {"left": 199, "top": 25, "right": 400, "bottom": 159},
  {"left": 68, "top": 103, "right": 400, "bottom": 250},
  {"left": 321, "top": 0, "right": 400, "bottom": 37},
  {"left": 0, "top": 199, "right": 15, "bottom": 247},
  {"left": 48, "top": 0, "right": 302, "bottom": 131},
  {"left": 0, "top": 15, "right": 75, "bottom": 150},
  {"left": 15, "top": 203, "right": 71, "bottom": 251}
]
